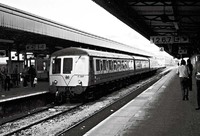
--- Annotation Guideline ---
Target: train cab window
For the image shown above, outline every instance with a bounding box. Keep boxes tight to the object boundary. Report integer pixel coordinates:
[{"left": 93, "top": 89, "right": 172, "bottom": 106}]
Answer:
[
  {"left": 63, "top": 58, "right": 73, "bottom": 74},
  {"left": 52, "top": 58, "right": 61, "bottom": 74}
]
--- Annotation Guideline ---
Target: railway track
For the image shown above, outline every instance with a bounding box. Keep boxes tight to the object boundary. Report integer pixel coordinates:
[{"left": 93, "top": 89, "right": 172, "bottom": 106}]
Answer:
[
  {"left": 0, "top": 67, "right": 172, "bottom": 136},
  {"left": 0, "top": 103, "right": 83, "bottom": 136}
]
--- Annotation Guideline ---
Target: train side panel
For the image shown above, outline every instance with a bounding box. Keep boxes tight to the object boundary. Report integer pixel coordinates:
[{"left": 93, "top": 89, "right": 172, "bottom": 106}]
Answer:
[{"left": 88, "top": 57, "right": 135, "bottom": 86}]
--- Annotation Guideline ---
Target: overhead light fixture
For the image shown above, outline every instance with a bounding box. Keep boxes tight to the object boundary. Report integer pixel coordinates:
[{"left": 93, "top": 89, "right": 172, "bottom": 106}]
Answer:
[{"left": 55, "top": 46, "right": 63, "bottom": 49}]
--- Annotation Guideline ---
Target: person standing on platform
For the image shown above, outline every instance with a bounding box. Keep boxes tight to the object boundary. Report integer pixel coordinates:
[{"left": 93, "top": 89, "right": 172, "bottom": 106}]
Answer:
[
  {"left": 1, "top": 67, "right": 9, "bottom": 91},
  {"left": 12, "top": 65, "right": 19, "bottom": 87},
  {"left": 4, "top": 74, "right": 10, "bottom": 91},
  {"left": 195, "top": 61, "right": 200, "bottom": 110},
  {"left": 0, "top": 68, "right": 5, "bottom": 91},
  {"left": 28, "top": 65, "right": 37, "bottom": 88},
  {"left": 22, "top": 65, "right": 29, "bottom": 87},
  {"left": 187, "top": 59, "right": 193, "bottom": 91},
  {"left": 176, "top": 59, "right": 190, "bottom": 100}
]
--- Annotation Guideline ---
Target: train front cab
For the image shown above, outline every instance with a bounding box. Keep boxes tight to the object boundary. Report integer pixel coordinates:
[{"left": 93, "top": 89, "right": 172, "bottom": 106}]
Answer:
[{"left": 49, "top": 54, "right": 90, "bottom": 102}]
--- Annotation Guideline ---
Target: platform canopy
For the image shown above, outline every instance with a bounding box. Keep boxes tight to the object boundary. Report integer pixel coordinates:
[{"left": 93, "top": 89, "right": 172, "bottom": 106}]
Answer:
[
  {"left": 0, "top": 3, "right": 152, "bottom": 57},
  {"left": 92, "top": 0, "right": 200, "bottom": 58}
]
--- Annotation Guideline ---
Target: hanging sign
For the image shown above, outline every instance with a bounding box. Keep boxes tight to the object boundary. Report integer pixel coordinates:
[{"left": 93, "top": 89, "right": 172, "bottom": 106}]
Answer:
[
  {"left": 178, "top": 49, "right": 187, "bottom": 55},
  {"left": 26, "top": 44, "right": 46, "bottom": 51},
  {"left": 150, "top": 36, "right": 189, "bottom": 44}
]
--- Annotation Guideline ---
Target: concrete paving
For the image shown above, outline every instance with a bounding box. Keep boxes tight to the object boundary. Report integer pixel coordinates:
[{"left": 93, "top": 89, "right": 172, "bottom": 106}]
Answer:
[
  {"left": 84, "top": 68, "right": 200, "bottom": 136},
  {"left": 0, "top": 81, "right": 49, "bottom": 102}
]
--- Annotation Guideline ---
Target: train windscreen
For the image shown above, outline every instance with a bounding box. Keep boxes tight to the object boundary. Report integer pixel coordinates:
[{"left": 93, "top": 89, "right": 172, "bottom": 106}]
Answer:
[
  {"left": 63, "top": 58, "right": 73, "bottom": 74},
  {"left": 52, "top": 58, "right": 61, "bottom": 74}
]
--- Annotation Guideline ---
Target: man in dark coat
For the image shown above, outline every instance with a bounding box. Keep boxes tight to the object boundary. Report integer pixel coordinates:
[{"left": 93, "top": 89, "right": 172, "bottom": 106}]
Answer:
[{"left": 28, "top": 65, "right": 37, "bottom": 87}]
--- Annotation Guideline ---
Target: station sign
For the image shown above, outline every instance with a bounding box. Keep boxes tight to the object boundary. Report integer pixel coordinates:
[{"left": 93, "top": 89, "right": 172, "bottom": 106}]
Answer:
[
  {"left": 178, "top": 49, "right": 187, "bottom": 55},
  {"left": 150, "top": 36, "right": 189, "bottom": 44},
  {"left": 26, "top": 44, "right": 46, "bottom": 51},
  {"left": 0, "top": 50, "right": 6, "bottom": 57}
]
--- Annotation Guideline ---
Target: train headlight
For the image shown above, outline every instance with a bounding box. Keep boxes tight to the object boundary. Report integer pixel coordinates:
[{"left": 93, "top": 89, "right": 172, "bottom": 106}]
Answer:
[
  {"left": 54, "top": 80, "right": 58, "bottom": 85},
  {"left": 78, "top": 80, "right": 82, "bottom": 86}
]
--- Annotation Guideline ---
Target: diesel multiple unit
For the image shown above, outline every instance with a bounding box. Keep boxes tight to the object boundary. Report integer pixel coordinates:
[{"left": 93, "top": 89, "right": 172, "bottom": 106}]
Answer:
[{"left": 49, "top": 47, "right": 163, "bottom": 102}]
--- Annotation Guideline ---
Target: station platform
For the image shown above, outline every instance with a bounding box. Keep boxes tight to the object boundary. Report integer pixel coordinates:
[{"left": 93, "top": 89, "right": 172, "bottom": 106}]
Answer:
[
  {"left": 0, "top": 81, "right": 49, "bottom": 103},
  {"left": 84, "top": 67, "right": 200, "bottom": 136}
]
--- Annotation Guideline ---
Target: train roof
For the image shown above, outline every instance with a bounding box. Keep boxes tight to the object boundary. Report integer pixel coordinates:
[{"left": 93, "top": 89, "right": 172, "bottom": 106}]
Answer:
[
  {"left": 133, "top": 56, "right": 149, "bottom": 60},
  {"left": 51, "top": 47, "right": 133, "bottom": 59}
]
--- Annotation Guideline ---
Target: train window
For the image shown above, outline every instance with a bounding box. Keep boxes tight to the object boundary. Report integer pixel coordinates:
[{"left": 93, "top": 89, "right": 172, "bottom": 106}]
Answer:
[
  {"left": 63, "top": 58, "right": 73, "bottom": 74},
  {"left": 108, "top": 60, "right": 113, "bottom": 71},
  {"left": 115, "top": 61, "right": 118, "bottom": 71},
  {"left": 118, "top": 61, "right": 121, "bottom": 71},
  {"left": 100, "top": 60, "right": 103, "bottom": 72},
  {"left": 52, "top": 58, "right": 61, "bottom": 74},
  {"left": 121, "top": 61, "right": 123, "bottom": 70},
  {"left": 96, "top": 59, "right": 101, "bottom": 72},
  {"left": 113, "top": 60, "right": 117, "bottom": 71},
  {"left": 124, "top": 60, "right": 128, "bottom": 69},
  {"left": 103, "top": 60, "right": 107, "bottom": 71},
  {"left": 129, "top": 60, "right": 132, "bottom": 69},
  {"left": 135, "top": 60, "right": 142, "bottom": 69},
  {"left": 106, "top": 60, "right": 109, "bottom": 71},
  {"left": 144, "top": 61, "right": 149, "bottom": 68}
]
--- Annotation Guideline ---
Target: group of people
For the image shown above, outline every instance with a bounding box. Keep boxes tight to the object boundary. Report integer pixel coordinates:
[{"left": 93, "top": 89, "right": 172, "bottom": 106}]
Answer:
[
  {"left": 176, "top": 59, "right": 200, "bottom": 110},
  {"left": 0, "top": 64, "right": 37, "bottom": 91},
  {"left": 22, "top": 65, "right": 37, "bottom": 88}
]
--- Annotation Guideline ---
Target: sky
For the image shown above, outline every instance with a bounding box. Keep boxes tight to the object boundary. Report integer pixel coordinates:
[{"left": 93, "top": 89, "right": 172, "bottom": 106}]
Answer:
[{"left": 0, "top": 0, "right": 171, "bottom": 61}]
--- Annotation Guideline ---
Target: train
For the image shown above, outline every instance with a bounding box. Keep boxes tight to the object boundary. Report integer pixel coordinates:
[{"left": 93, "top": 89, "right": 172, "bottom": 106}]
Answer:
[{"left": 49, "top": 47, "right": 165, "bottom": 103}]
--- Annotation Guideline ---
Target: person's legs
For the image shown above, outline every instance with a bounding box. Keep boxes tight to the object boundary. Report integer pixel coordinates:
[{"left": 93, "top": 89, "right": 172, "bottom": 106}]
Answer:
[
  {"left": 196, "top": 80, "right": 200, "bottom": 109},
  {"left": 189, "top": 77, "right": 192, "bottom": 91},
  {"left": 180, "top": 78, "right": 185, "bottom": 100}
]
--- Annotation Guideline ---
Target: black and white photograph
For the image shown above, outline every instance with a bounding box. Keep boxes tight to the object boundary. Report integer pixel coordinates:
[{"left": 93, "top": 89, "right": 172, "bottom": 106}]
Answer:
[{"left": 0, "top": 0, "right": 200, "bottom": 136}]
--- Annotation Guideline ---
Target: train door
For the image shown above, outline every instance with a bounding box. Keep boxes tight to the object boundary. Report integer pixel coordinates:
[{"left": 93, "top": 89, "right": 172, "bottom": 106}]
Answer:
[{"left": 89, "top": 57, "right": 94, "bottom": 85}]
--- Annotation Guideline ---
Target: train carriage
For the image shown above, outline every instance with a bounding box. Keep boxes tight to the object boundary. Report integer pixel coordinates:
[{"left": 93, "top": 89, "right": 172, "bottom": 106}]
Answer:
[{"left": 133, "top": 56, "right": 150, "bottom": 74}]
